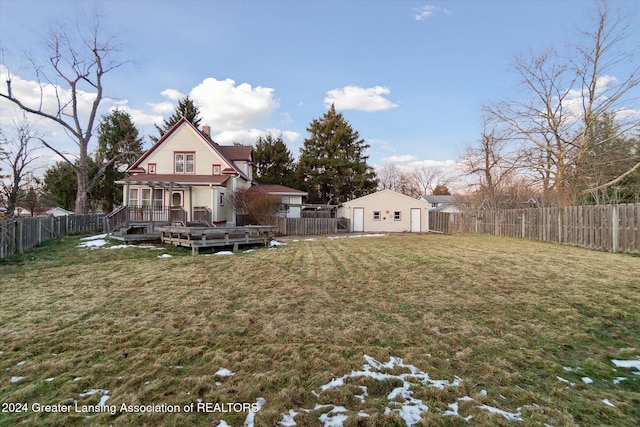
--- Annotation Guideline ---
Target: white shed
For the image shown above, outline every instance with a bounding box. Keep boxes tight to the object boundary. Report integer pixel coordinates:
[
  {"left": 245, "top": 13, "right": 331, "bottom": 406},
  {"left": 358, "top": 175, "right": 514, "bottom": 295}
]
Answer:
[{"left": 338, "top": 189, "right": 431, "bottom": 233}]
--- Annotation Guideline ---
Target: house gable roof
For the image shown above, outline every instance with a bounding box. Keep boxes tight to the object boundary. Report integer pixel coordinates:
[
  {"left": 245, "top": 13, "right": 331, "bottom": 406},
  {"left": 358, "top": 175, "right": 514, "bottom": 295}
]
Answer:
[
  {"left": 341, "top": 189, "right": 432, "bottom": 207},
  {"left": 128, "top": 118, "right": 252, "bottom": 178}
]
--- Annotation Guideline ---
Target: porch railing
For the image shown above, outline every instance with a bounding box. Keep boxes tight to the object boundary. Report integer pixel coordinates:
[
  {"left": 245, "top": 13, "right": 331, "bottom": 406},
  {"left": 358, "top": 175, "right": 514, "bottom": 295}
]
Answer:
[{"left": 105, "top": 205, "right": 187, "bottom": 232}]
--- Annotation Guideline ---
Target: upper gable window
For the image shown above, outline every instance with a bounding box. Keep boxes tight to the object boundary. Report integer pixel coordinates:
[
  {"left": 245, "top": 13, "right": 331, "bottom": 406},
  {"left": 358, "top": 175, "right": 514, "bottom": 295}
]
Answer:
[{"left": 175, "top": 152, "right": 195, "bottom": 173}]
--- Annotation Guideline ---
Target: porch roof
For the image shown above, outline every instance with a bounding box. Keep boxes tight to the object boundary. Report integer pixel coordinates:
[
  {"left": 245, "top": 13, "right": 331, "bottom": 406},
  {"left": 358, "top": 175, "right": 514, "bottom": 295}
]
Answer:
[{"left": 115, "top": 174, "right": 230, "bottom": 188}]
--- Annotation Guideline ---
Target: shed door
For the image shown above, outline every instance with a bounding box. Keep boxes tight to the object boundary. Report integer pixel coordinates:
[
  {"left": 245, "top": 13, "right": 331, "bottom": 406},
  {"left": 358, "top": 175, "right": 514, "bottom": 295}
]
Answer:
[
  {"left": 353, "top": 208, "right": 364, "bottom": 232},
  {"left": 410, "top": 208, "right": 421, "bottom": 232}
]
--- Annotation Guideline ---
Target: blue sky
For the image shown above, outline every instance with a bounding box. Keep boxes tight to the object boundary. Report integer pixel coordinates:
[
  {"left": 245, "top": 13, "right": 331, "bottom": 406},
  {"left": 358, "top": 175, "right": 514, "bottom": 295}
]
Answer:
[{"left": 1, "top": 0, "right": 638, "bottom": 176}]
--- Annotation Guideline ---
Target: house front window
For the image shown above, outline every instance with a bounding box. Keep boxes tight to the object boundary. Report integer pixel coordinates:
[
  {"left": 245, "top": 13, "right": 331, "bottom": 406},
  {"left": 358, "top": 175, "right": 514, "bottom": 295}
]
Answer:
[
  {"left": 212, "top": 164, "right": 221, "bottom": 175},
  {"left": 394, "top": 211, "right": 401, "bottom": 221},
  {"left": 220, "top": 192, "right": 225, "bottom": 206},
  {"left": 153, "top": 189, "right": 163, "bottom": 208},
  {"left": 373, "top": 211, "right": 381, "bottom": 220},
  {"left": 129, "top": 188, "right": 139, "bottom": 206},
  {"left": 141, "top": 189, "right": 151, "bottom": 206},
  {"left": 175, "top": 152, "right": 195, "bottom": 173}
]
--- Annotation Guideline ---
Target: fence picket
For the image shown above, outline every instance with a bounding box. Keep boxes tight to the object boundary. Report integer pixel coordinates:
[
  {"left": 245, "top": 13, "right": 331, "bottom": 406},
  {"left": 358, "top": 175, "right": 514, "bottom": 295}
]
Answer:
[
  {"left": 0, "top": 214, "right": 104, "bottom": 259},
  {"left": 429, "top": 203, "right": 640, "bottom": 254}
]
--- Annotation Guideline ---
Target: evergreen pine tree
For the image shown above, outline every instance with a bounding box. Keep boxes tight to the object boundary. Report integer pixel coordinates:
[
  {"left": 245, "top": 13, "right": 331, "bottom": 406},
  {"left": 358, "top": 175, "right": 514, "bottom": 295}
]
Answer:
[
  {"left": 151, "top": 96, "right": 202, "bottom": 142},
  {"left": 298, "top": 104, "right": 378, "bottom": 204},
  {"left": 94, "top": 109, "right": 144, "bottom": 211},
  {"left": 255, "top": 133, "right": 297, "bottom": 187}
]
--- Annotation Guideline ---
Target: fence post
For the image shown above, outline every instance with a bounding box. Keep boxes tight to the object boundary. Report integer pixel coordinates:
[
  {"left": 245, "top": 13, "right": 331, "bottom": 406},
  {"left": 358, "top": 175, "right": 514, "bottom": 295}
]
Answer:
[
  {"left": 611, "top": 204, "right": 619, "bottom": 252},
  {"left": 16, "top": 220, "right": 23, "bottom": 254},
  {"left": 558, "top": 210, "right": 562, "bottom": 244}
]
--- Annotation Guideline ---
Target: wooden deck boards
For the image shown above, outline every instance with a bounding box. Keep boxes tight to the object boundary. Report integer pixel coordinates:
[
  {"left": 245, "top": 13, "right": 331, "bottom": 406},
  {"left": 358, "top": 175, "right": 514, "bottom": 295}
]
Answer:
[{"left": 155, "top": 225, "right": 277, "bottom": 255}]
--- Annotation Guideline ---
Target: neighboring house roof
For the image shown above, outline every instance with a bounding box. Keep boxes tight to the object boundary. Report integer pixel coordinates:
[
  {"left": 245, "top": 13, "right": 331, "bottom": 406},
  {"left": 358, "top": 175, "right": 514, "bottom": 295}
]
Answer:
[
  {"left": 116, "top": 173, "right": 231, "bottom": 187},
  {"left": 433, "top": 204, "right": 461, "bottom": 213},
  {"left": 250, "top": 184, "right": 308, "bottom": 196},
  {"left": 35, "top": 206, "right": 75, "bottom": 216},
  {"left": 128, "top": 118, "right": 252, "bottom": 180},
  {"left": 419, "top": 195, "right": 462, "bottom": 204}
]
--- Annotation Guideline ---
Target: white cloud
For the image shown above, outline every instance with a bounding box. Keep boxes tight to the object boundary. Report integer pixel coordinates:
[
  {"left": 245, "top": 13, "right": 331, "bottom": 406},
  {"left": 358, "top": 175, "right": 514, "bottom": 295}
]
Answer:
[
  {"left": 160, "top": 88, "right": 185, "bottom": 101},
  {"left": 409, "top": 159, "right": 460, "bottom": 170},
  {"left": 147, "top": 101, "right": 176, "bottom": 115},
  {"left": 149, "top": 77, "right": 298, "bottom": 145},
  {"left": 107, "top": 102, "right": 164, "bottom": 127},
  {"left": 382, "top": 155, "right": 417, "bottom": 163},
  {"left": 413, "top": 5, "right": 437, "bottom": 20},
  {"left": 189, "top": 78, "right": 278, "bottom": 131},
  {"left": 324, "top": 85, "right": 398, "bottom": 112},
  {"left": 265, "top": 128, "right": 301, "bottom": 143},
  {"left": 412, "top": 5, "right": 452, "bottom": 20}
]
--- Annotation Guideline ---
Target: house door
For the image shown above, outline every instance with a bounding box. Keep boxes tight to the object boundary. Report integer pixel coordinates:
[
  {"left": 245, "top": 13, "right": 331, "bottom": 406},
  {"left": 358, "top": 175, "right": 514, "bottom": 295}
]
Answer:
[
  {"left": 353, "top": 208, "right": 364, "bottom": 232},
  {"left": 410, "top": 208, "right": 421, "bottom": 232},
  {"left": 171, "top": 191, "right": 183, "bottom": 207}
]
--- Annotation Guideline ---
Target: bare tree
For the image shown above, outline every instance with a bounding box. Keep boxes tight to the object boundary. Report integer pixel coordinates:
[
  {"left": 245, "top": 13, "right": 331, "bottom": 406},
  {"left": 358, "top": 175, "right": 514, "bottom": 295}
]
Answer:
[
  {"left": 0, "top": 115, "right": 41, "bottom": 216},
  {"left": 406, "top": 166, "right": 449, "bottom": 198},
  {"left": 0, "top": 15, "right": 125, "bottom": 213},
  {"left": 376, "top": 163, "right": 405, "bottom": 192},
  {"left": 484, "top": 0, "right": 639, "bottom": 207},
  {"left": 459, "top": 124, "right": 521, "bottom": 209}
]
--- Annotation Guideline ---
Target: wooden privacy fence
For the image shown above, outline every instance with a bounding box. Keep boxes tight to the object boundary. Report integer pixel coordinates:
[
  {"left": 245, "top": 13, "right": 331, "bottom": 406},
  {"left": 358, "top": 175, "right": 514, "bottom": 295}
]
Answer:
[
  {"left": 429, "top": 203, "right": 640, "bottom": 254},
  {"left": 274, "top": 217, "right": 350, "bottom": 236},
  {"left": 0, "top": 214, "right": 104, "bottom": 259}
]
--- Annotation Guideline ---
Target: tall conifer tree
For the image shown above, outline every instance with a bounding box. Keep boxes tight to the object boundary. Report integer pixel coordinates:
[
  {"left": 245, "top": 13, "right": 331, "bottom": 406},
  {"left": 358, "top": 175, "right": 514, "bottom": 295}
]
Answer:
[
  {"left": 298, "top": 104, "right": 378, "bottom": 204},
  {"left": 254, "top": 133, "right": 297, "bottom": 187}
]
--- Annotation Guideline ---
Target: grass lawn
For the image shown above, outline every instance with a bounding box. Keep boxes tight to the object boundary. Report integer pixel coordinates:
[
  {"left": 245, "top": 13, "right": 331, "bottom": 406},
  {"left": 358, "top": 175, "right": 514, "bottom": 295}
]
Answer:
[{"left": 1, "top": 233, "right": 639, "bottom": 426}]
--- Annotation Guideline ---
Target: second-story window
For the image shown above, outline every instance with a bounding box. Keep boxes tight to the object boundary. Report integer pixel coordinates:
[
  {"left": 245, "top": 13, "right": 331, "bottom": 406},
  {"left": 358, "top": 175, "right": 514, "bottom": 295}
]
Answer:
[{"left": 175, "top": 153, "right": 195, "bottom": 173}]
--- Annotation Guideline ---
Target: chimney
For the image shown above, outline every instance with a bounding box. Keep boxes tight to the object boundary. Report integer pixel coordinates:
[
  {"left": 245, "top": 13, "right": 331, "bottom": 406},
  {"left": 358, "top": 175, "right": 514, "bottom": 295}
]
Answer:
[{"left": 202, "top": 125, "right": 211, "bottom": 137}]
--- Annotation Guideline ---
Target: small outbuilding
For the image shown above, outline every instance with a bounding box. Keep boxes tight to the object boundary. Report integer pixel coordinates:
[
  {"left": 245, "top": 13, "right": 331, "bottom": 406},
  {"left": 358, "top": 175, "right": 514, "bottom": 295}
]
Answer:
[{"left": 338, "top": 189, "right": 432, "bottom": 233}]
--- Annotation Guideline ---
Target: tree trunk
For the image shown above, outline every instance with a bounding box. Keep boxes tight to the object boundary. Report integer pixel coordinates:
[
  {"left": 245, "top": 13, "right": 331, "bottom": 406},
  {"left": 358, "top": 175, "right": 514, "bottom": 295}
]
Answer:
[{"left": 75, "top": 157, "right": 91, "bottom": 214}]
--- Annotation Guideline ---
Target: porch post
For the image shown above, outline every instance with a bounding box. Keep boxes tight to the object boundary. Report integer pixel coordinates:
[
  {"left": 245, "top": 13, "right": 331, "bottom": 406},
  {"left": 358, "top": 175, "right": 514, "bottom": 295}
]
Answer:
[{"left": 189, "top": 186, "right": 193, "bottom": 222}]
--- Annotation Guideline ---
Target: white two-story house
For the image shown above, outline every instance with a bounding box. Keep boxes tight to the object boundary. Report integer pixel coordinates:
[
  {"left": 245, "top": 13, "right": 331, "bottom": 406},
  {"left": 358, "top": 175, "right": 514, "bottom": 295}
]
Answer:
[{"left": 114, "top": 118, "right": 254, "bottom": 227}]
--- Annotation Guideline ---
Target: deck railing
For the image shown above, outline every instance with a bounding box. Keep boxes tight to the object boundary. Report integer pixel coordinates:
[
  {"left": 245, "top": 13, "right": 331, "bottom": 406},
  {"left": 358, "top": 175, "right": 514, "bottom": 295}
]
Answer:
[{"left": 105, "top": 205, "right": 188, "bottom": 232}]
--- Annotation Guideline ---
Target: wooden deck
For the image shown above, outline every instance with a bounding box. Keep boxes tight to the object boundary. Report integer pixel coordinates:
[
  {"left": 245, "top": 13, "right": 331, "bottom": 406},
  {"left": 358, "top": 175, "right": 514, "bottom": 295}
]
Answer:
[{"left": 155, "top": 225, "right": 277, "bottom": 255}]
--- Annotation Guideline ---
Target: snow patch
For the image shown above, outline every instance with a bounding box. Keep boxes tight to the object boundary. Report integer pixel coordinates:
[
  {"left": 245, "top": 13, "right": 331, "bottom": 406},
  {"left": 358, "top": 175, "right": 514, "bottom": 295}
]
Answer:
[
  {"left": 215, "top": 368, "right": 235, "bottom": 377},
  {"left": 214, "top": 251, "right": 235, "bottom": 256},
  {"left": 613, "top": 377, "right": 627, "bottom": 384},
  {"left": 157, "top": 254, "right": 172, "bottom": 258},
  {"left": 278, "top": 409, "right": 298, "bottom": 426},
  {"left": 307, "top": 355, "right": 463, "bottom": 426},
  {"left": 602, "top": 399, "right": 616, "bottom": 408},
  {"left": 80, "top": 234, "right": 109, "bottom": 241},
  {"left": 581, "top": 377, "right": 593, "bottom": 384},
  {"left": 9, "top": 376, "right": 24, "bottom": 383},
  {"left": 242, "top": 397, "right": 266, "bottom": 427},
  {"left": 477, "top": 404, "right": 523, "bottom": 421},
  {"left": 612, "top": 359, "right": 640, "bottom": 375},
  {"left": 78, "top": 389, "right": 110, "bottom": 406},
  {"left": 557, "top": 376, "right": 575, "bottom": 386}
]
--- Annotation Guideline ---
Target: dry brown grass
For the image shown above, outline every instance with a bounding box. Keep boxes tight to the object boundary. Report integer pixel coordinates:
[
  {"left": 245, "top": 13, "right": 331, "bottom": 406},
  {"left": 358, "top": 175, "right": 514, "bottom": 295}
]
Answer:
[{"left": 1, "top": 233, "right": 639, "bottom": 426}]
